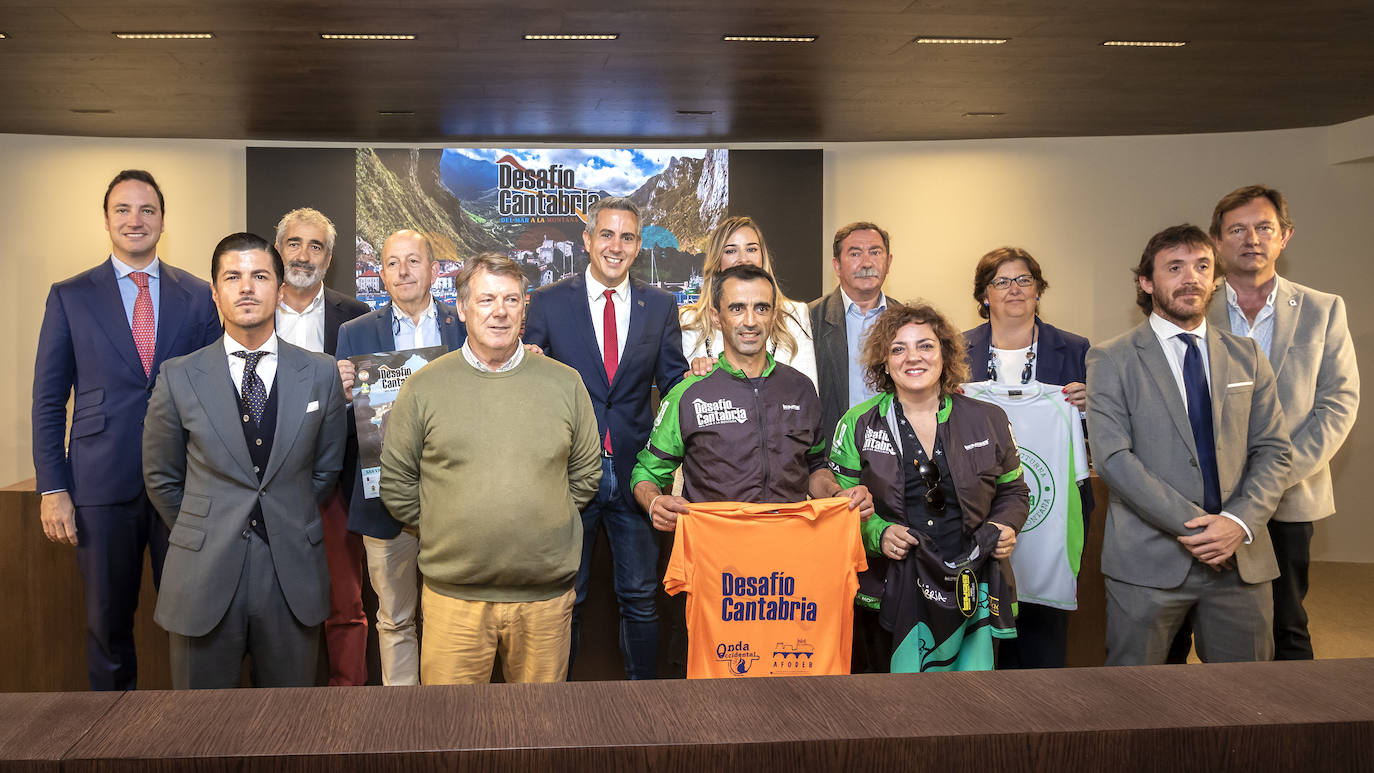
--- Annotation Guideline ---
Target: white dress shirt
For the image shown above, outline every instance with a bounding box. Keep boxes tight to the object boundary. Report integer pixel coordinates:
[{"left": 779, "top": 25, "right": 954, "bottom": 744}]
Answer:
[
  {"left": 276, "top": 285, "right": 325, "bottom": 353},
  {"left": 1147, "top": 313, "right": 1251, "bottom": 542},
  {"left": 586, "top": 269, "right": 630, "bottom": 364},
  {"left": 224, "top": 333, "right": 279, "bottom": 397}
]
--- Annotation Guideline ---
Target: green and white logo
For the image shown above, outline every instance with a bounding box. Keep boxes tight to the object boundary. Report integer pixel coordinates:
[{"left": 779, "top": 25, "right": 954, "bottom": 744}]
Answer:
[{"left": 1019, "top": 447, "right": 1055, "bottom": 533}]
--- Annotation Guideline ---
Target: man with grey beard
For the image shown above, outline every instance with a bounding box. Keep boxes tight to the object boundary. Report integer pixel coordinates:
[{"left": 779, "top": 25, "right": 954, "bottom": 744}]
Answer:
[{"left": 273, "top": 207, "right": 370, "bottom": 685}]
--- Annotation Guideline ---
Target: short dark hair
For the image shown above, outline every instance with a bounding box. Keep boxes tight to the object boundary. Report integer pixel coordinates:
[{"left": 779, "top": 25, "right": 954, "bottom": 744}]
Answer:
[
  {"left": 1133, "top": 224, "right": 1216, "bottom": 315},
  {"left": 1210, "top": 184, "right": 1294, "bottom": 238},
  {"left": 972, "top": 246, "right": 1049, "bottom": 319},
  {"left": 711, "top": 263, "right": 776, "bottom": 311},
  {"left": 211, "top": 232, "right": 284, "bottom": 285},
  {"left": 103, "top": 169, "right": 165, "bottom": 215},
  {"left": 585, "top": 196, "right": 642, "bottom": 238},
  {"left": 457, "top": 252, "right": 529, "bottom": 304},
  {"left": 860, "top": 301, "right": 969, "bottom": 396},
  {"left": 832, "top": 221, "right": 890, "bottom": 259}
]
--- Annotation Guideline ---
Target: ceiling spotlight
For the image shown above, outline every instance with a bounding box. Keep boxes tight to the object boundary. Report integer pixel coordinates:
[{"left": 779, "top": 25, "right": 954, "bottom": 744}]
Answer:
[
  {"left": 523, "top": 34, "right": 619, "bottom": 40},
  {"left": 1102, "top": 40, "right": 1187, "bottom": 47},
  {"left": 915, "top": 37, "right": 1007, "bottom": 45},
  {"left": 723, "top": 35, "right": 816, "bottom": 43},
  {"left": 71, "top": 108, "right": 115, "bottom": 114},
  {"left": 0, "top": 33, "right": 8, "bottom": 39},
  {"left": 963, "top": 112, "right": 1004, "bottom": 118},
  {"left": 320, "top": 33, "right": 416, "bottom": 40},
  {"left": 113, "top": 32, "right": 213, "bottom": 40}
]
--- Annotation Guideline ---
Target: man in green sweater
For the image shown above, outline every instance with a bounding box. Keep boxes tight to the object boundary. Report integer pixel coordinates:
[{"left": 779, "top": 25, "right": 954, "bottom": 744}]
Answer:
[{"left": 380, "top": 253, "right": 602, "bottom": 684}]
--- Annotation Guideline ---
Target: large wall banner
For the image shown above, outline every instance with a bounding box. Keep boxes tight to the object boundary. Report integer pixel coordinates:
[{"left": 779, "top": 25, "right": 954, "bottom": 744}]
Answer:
[{"left": 354, "top": 148, "right": 728, "bottom": 308}]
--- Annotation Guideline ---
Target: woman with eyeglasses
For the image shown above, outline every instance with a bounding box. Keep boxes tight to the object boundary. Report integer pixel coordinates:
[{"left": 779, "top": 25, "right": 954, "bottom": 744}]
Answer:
[
  {"left": 830, "top": 301, "right": 1028, "bottom": 672},
  {"left": 965, "top": 247, "right": 1090, "bottom": 406},
  {"left": 964, "top": 246, "right": 1093, "bottom": 671}
]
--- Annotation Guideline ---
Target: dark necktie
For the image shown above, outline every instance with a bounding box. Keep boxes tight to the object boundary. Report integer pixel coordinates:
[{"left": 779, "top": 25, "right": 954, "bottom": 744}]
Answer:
[
  {"left": 602, "top": 289, "right": 618, "bottom": 454},
  {"left": 1178, "top": 333, "right": 1221, "bottom": 513},
  {"left": 232, "top": 350, "right": 268, "bottom": 425},
  {"left": 130, "top": 271, "right": 155, "bottom": 377}
]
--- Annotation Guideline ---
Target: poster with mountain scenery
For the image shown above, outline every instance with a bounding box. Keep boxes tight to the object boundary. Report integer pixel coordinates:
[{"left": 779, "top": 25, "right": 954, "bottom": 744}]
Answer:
[{"left": 355, "top": 148, "right": 729, "bottom": 309}]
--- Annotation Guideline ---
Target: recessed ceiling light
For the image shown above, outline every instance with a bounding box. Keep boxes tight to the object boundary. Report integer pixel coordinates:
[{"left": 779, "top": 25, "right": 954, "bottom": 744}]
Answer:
[
  {"left": 113, "top": 32, "right": 213, "bottom": 40},
  {"left": 320, "top": 33, "right": 416, "bottom": 40},
  {"left": 963, "top": 112, "right": 1004, "bottom": 118},
  {"left": 915, "top": 37, "right": 1007, "bottom": 45},
  {"left": 722, "top": 35, "right": 816, "bottom": 43},
  {"left": 377, "top": 110, "right": 415, "bottom": 117},
  {"left": 71, "top": 108, "right": 115, "bottom": 114},
  {"left": 523, "top": 34, "right": 618, "bottom": 41},
  {"left": 0, "top": 33, "right": 8, "bottom": 39},
  {"left": 1102, "top": 40, "right": 1187, "bottom": 47}
]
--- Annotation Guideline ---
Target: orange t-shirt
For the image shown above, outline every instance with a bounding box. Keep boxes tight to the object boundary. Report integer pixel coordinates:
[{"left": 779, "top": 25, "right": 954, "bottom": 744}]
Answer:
[{"left": 663, "top": 498, "right": 866, "bottom": 679}]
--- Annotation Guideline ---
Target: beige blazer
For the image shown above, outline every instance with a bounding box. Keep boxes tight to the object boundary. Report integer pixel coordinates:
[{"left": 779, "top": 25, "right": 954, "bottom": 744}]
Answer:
[{"left": 1208, "top": 277, "right": 1359, "bottom": 523}]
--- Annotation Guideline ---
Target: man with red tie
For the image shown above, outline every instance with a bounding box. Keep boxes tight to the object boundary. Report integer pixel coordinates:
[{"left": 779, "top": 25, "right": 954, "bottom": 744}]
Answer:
[
  {"left": 33, "top": 169, "right": 222, "bottom": 690},
  {"left": 524, "top": 196, "right": 689, "bottom": 679}
]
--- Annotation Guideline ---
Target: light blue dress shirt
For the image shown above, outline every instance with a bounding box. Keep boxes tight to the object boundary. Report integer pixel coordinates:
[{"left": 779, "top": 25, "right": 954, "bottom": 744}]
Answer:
[
  {"left": 842, "top": 288, "right": 887, "bottom": 408},
  {"left": 391, "top": 299, "right": 440, "bottom": 350},
  {"left": 1224, "top": 278, "right": 1277, "bottom": 359},
  {"left": 109, "top": 254, "right": 161, "bottom": 330}
]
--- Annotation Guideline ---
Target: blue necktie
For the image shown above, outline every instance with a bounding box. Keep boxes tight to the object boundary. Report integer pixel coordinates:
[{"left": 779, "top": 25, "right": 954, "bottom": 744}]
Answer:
[
  {"left": 1178, "top": 334, "right": 1221, "bottom": 514},
  {"left": 232, "top": 351, "right": 268, "bottom": 425}
]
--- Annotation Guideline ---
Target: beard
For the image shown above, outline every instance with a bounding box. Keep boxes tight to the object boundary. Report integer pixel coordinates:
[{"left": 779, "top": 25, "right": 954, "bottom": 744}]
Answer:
[
  {"left": 284, "top": 260, "right": 322, "bottom": 289},
  {"left": 1154, "top": 285, "right": 1213, "bottom": 326}
]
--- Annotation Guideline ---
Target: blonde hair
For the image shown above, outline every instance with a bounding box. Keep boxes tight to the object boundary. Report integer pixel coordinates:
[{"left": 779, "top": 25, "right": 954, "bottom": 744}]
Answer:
[{"left": 681, "top": 216, "right": 805, "bottom": 359}]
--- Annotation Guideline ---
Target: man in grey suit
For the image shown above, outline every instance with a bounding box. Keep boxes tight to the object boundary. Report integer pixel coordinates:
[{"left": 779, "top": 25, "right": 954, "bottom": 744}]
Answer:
[
  {"left": 809, "top": 221, "right": 894, "bottom": 453},
  {"left": 144, "top": 232, "right": 347, "bottom": 688},
  {"left": 1087, "top": 224, "right": 1291, "bottom": 665},
  {"left": 1206, "top": 186, "right": 1359, "bottom": 659}
]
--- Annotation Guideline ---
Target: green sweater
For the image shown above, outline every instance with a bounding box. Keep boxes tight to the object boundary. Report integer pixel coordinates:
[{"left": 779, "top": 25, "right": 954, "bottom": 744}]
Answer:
[{"left": 379, "top": 349, "right": 601, "bottom": 602}]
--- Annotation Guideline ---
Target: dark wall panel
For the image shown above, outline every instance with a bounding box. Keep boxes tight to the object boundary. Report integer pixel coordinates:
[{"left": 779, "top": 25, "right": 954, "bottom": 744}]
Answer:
[
  {"left": 245, "top": 148, "right": 357, "bottom": 294},
  {"left": 727, "top": 149, "right": 824, "bottom": 303}
]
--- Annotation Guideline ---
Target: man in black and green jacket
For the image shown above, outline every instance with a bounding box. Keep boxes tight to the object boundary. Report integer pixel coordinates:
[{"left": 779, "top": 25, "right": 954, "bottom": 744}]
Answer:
[{"left": 631, "top": 264, "right": 872, "bottom": 527}]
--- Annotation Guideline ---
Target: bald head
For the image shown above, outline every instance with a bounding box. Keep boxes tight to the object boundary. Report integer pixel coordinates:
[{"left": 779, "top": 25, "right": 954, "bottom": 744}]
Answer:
[{"left": 381, "top": 229, "right": 438, "bottom": 312}]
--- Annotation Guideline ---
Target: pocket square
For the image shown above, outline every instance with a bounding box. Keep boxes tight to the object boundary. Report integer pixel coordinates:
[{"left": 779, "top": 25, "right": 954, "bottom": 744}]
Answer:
[
  {"left": 1226, "top": 381, "right": 1253, "bottom": 389},
  {"left": 307, "top": 400, "right": 320, "bottom": 413}
]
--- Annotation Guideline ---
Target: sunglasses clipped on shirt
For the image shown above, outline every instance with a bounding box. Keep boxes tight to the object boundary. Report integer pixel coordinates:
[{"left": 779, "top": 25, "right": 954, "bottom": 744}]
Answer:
[{"left": 915, "top": 458, "right": 946, "bottom": 512}]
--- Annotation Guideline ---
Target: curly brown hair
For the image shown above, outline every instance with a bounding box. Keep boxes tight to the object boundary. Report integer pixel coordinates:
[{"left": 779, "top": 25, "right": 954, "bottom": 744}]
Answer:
[{"left": 860, "top": 301, "right": 970, "bottom": 396}]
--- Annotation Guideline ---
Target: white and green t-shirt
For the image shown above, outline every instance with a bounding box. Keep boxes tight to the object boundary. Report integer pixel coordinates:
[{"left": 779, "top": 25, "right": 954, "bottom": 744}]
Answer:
[{"left": 963, "top": 380, "right": 1088, "bottom": 610}]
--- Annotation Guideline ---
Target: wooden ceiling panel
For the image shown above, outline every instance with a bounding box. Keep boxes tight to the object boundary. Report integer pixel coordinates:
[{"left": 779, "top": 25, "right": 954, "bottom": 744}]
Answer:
[{"left": 0, "top": 0, "right": 1369, "bottom": 141}]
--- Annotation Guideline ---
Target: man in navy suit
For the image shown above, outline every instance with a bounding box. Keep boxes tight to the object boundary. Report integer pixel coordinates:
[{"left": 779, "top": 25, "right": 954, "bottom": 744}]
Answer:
[
  {"left": 272, "top": 207, "right": 371, "bottom": 685},
  {"left": 524, "top": 196, "right": 689, "bottom": 680},
  {"left": 336, "top": 229, "right": 466, "bottom": 685},
  {"left": 32, "top": 169, "right": 222, "bottom": 690}
]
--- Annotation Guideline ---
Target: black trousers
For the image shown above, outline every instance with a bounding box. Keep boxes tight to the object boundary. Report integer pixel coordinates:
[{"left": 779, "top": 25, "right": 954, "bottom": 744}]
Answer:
[{"left": 999, "top": 602, "right": 1070, "bottom": 669}]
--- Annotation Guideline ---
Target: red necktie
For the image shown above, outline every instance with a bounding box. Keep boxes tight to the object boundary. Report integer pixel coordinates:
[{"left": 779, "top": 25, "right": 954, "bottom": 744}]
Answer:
[
  {"left": 130, "top": 271, "right": 154, "bottom": 377},
  {"left": 602, "top": 288, "right": 618, "bottom": 453}
]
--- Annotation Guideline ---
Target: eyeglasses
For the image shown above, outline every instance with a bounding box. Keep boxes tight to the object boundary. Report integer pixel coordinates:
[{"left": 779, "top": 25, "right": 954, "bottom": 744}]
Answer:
[
  {"left": 915, "top": 459, "right": 946, "bottom": 512},
  {"left": 988, "top": 274, "right": 1035, "bottom": 291}
]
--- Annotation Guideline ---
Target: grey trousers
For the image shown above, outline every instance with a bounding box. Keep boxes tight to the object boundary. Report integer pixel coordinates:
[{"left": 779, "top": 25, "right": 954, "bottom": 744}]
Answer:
[
  {"left": 1105, "top": 561, "right": 1273, "bottom": 666},
  {"left": 168, "top": 532, "right": 320, "bottom": 688}
]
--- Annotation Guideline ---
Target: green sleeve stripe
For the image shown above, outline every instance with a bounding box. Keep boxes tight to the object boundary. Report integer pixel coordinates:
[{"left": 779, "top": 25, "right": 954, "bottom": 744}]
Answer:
[
  {"left": 995, "top": 465, "right": 1023, "bottom": 485},
  {"left": 860, "top": 514, "right": 894, "bottom": 555}
]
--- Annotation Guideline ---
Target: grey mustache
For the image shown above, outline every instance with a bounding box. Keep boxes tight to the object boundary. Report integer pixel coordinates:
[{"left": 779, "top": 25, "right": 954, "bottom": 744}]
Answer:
[{"left": 853, "top": 268, "right": 881, "bottom": 279}]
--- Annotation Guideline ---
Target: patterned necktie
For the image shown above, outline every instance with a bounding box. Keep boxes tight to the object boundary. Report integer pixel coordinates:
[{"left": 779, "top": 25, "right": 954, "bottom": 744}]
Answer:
[
  {"left": 602, "top": 288, "right": 618, "bottom": 454},
  {"left": 1177, "top": 333, "right": 1222, "bottom": 514},
  {"left": 129, "top": 271, "right": 154, "bottom": 377},
  {"left": 232, "top": 351, "right": 268, "bottom": 425}
]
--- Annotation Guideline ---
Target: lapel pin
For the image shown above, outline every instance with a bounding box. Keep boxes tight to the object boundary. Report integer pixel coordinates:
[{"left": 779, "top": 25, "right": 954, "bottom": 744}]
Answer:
[
  {"left": 445, "top": 315, "right": 454, "bottom": 323},
  {"left": 1288, "top": 299, "right": 1297, "bottom": 307},
  {"left": 638, "top": 300, "right": 645, "bottom": 307}
]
